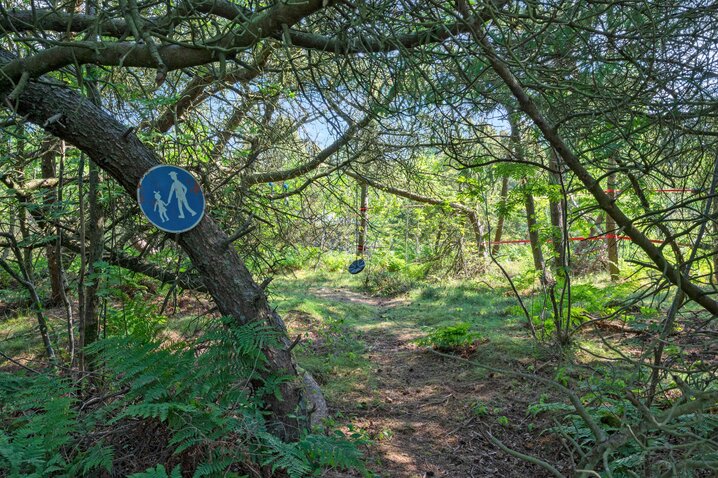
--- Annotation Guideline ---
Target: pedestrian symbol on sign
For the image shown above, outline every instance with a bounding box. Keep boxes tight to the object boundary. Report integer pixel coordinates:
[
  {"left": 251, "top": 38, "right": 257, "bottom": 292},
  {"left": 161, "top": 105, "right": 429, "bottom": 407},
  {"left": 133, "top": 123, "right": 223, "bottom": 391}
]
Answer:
[{"left": 137, "top": 165, "right": 205, "bottom": 233}]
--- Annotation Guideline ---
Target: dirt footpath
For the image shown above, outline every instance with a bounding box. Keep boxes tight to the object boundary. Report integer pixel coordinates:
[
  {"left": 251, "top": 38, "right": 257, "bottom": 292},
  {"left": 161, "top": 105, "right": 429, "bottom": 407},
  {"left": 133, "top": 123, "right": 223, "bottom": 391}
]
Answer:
[{"left": 307, "top": 288, "right": 565, "bottom": 478}]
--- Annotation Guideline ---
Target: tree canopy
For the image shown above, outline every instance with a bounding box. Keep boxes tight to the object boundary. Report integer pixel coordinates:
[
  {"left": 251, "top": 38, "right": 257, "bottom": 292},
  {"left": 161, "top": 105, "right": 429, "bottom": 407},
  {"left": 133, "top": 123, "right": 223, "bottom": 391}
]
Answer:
[{"left": 1, "top": 0, "right": 718, "bottom": 476}]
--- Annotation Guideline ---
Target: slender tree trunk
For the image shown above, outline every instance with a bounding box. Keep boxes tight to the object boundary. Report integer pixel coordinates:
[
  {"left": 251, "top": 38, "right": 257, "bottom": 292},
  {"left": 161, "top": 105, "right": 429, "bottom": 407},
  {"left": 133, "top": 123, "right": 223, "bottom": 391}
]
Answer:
[
  {"left": 507, "top": 107, "right": 548, "bottom": 283},
  {"left": 478, "top": 217, "right": 487, "bottom": 257},
  {"left": 358, "top": 181, "right": 368, "bottom": 256},
  {"left": 0, "top": 234, "right": 55, "bottom": 362},
  {"left": 5, "top": 126, "right": 53, "bottom": 361},
  {"left": 77, "top": 153, "right": 87, "bottom": 363},
  {"left": 18, "top": 206, "right": 34, "bottom": 283},
  {"left": 491, "top": 176, "right": 509, "bottom": 255},
  {"left": 606, "top": 159, "right": 620, "bottom": 281},
  {"left": 16, "top": 124, "right": 33, "bottom": 283},
  {"left": 81, "top": 159, "right": 103, "bottom": 365},
  {"left": 56, "top": 143, "right": 75, "bottom": 366},
  {"left": 714, "top": 196, "right": 718, "bottom": 285},
  {"left": 524, "top": 185, "right": 546, "bottom": 278},
  {"left": 40, "top": 138, "right": 64, "bottom": 305},
  {"left": 548, "top": 150, "right": 566, "bottom": 272},
  {"left": 468, "top": 211, "right": 485, "bottom": 253},
  {"left": 79, "top": 34, "right": 105, "bottom": 369}
]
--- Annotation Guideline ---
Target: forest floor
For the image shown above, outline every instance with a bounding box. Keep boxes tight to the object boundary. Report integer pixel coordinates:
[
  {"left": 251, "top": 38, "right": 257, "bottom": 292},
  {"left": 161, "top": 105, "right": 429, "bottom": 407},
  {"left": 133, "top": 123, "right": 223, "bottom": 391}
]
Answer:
[
  {"left": 273, "top": 273, "right": 569, "bottom": 478},
  {"left": 1, "top": 270, "right": 647, "bottom": 477},
  {"left": 2, "top": 268, "right": 714, "bottom": 477}
]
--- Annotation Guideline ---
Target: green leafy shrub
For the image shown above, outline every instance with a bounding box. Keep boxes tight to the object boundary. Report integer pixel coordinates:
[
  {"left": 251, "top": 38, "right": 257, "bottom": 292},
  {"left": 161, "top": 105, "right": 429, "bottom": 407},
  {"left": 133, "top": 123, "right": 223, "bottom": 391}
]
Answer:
[
  {"left": 415, "top": 322, "right": 485, "bottom": 355},
  {"left": 362, "top": 269, "right": 413, "bottom": 297},
  {"left": 279, "top": 246, "right": 323, "bottom": 272},
  {"left": 369, "top": 251, "right": 406, "bottom": 272},
  {"left": 411, "top": 263, "right": 434, "bottom": 281},
  {"left": 321, "top": 251, "right": 354, "bottom": 272}
]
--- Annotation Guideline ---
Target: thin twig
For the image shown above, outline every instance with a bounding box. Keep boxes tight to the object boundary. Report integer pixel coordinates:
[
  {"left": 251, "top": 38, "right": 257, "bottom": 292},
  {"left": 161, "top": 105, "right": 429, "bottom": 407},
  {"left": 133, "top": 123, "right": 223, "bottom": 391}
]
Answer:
[{"left": 484, "top": 431, "right": 566, "bottom": 478}]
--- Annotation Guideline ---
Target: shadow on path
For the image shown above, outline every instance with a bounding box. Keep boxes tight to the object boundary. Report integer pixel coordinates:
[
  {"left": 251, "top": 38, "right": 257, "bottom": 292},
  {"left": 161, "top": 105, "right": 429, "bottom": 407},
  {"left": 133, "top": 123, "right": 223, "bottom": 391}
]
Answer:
[{"left": 300, "top": 287, "right": 564, "bottom": 478}]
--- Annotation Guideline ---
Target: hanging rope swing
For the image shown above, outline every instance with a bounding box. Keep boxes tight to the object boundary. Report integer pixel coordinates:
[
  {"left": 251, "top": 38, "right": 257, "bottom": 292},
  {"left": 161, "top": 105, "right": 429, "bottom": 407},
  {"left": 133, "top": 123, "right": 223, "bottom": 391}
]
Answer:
[{"left": 348, "top": 181, "right": 368, "bottom": 274}]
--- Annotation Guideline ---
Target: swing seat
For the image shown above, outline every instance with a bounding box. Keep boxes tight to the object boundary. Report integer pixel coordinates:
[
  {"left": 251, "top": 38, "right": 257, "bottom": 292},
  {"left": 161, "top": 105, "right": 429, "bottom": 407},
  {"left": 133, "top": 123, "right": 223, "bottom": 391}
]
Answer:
[{"left": 348, "top": 259, "right": 365, "bottom": 274}]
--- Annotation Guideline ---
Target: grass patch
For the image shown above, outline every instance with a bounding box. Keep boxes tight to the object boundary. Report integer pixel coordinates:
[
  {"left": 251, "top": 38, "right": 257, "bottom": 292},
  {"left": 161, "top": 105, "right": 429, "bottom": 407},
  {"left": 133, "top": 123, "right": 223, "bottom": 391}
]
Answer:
[
  {"left": 269, "top": 272, "right": 377, "bottom": 404},
  {"left": 393, "top": 281, "right": 543, "bottom": 361},
  {"left": 0, "top": 312, "right": 43, "bottom": 359},
  {"left": 272, "top": 272, "right": 545, "bottom": 380}
]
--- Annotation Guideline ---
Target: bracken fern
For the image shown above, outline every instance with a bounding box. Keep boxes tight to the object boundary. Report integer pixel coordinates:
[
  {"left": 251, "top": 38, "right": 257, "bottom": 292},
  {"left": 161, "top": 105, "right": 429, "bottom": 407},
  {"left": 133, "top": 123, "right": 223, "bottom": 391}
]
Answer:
[{"left": 0, "top": 317, "right": 367, "bottom": 477}]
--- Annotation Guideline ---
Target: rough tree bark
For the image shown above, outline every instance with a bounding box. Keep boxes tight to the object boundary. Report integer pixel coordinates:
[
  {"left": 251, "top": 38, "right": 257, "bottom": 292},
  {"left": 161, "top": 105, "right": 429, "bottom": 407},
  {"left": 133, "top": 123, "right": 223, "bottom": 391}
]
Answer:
[
  {"left": 79, "top": 159, "right": 104, "bottom": 369},
  {"left": 79, "top": 59, "right": 105, "bottom": 369},
  {"left": 0, "top": 66, "right": 325, "bottom": 439},
  {"left": 39, "top": 138, "right": 64, "bottom": 305}
]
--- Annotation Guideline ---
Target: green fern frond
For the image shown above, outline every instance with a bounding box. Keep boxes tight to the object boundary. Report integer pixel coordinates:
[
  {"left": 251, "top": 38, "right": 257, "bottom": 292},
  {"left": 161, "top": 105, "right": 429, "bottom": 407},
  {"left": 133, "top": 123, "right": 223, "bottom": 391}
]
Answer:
[
  {"left": 193, "top": 456, "right": 234, "bottom": 477},
  {"left": 260, "top": 433, "right": 312, "bottom": 478},
  {"left": 128, "top": 464, "right": 182, "bottom": 478}
]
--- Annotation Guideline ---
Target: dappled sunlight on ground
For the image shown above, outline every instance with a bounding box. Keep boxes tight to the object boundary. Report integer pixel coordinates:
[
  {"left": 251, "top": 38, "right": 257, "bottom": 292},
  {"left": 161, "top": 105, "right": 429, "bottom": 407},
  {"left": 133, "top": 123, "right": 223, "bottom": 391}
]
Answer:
[{"left": 277, "top": 275, "right": 565, "bottom": 477}]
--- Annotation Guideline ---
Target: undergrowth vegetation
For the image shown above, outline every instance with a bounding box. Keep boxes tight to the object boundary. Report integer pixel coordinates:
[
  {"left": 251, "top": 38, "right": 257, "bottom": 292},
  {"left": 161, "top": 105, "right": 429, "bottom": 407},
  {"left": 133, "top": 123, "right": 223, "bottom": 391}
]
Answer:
[
  {"left": 2, "top": 265, "right": 717, "bottom": 477},
  {"left": 414, "top": 322, "right": 485, "bottom": 355},
  {"left": 529, "top": 375, "right": 718, "bottom": 477},
  {"left": 3, "top": 1, "right": 718, "bottom": 475},
  {"left": 271, "top": 271, "right": 718, "bottom": 477},
  {"left": 0, "top": 317, "right": 367, "bottom": 477}
]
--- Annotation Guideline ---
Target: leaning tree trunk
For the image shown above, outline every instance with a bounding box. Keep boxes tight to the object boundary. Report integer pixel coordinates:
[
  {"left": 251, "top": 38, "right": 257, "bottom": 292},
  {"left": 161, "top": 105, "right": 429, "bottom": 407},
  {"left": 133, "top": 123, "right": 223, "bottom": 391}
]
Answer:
[
  {"left": 474, "top": 28, "right": 718, "bottom": 315},
  {"left": 1, "top": 63, "right": 325, "bottom": 439}
]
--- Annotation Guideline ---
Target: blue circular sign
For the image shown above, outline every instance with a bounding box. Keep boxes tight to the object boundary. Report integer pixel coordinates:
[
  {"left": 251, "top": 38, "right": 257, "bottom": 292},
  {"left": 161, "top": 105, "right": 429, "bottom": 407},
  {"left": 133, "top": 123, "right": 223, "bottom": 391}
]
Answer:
[{"left": 137, "top": 165, "right": 205, "bottom": 233}]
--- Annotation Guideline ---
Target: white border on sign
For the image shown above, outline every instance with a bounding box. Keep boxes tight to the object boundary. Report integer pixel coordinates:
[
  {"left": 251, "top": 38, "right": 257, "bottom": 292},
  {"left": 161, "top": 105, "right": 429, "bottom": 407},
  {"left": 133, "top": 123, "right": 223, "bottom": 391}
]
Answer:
[{"left": 136, "top": 165, "right": 206, "bottom": 234}]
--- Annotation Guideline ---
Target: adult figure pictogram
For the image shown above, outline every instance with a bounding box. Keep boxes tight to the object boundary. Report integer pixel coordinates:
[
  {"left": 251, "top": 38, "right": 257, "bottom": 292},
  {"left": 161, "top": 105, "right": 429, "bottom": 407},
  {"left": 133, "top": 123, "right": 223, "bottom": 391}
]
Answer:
[{"left": 167, "top": 171, "right": 197, "bottom": 219}]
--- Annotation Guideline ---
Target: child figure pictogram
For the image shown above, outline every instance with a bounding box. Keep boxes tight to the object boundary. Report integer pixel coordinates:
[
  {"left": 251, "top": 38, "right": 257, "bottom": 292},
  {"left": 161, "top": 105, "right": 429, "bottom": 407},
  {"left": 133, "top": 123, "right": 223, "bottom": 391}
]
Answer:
[{"left": 153, "top": 190, "right": 169, "bottom": 223}]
